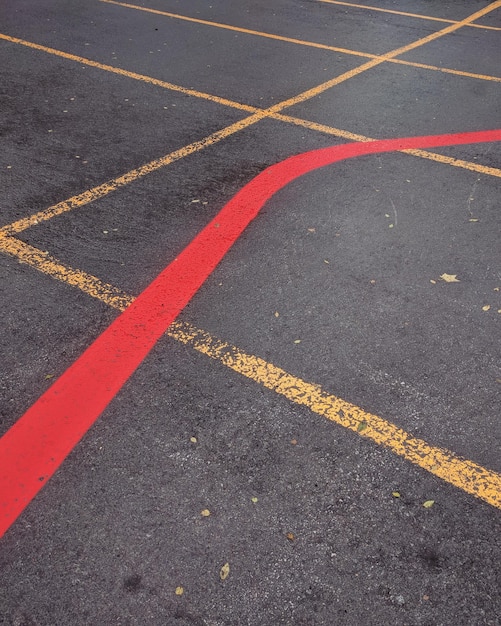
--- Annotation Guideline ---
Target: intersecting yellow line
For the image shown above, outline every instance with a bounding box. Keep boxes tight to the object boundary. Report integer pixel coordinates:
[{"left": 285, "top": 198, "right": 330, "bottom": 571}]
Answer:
[
  {"left": 2, "top": 1, "right": 501, "bottom": 235},
  {"left": 1, "top": 1, "right": 500, "bottom": 510},
  {"left": 1, "top": 233, "right": 500, "bottom": 510},
  {"left": 98, "top": 0, "right": 501, "bottom": 84},
  {"left": 318, "top": 0, "right": 501, "bottom": 32}
]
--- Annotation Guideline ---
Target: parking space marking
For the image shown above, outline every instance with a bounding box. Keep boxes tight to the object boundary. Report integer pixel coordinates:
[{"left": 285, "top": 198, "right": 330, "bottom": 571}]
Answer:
[
  {"left": 2, "top": 113, "right": 500, "bottom": 237},
  {"left": 274, "top": 115, "right": 501, "bottom": 178},
  {"left": 319, "top": 0, "right": 501, "bottom": 32},
  {"left": 0, "top": 236, "right": 133, "bottom": 311},
  {"left": 0, "top": 113, "right": 268, "bottom": 235},
  {"left": 0, "top": 33, "right": 257, "bottom": 113},
  {"left": 98, "top": 0, "right": 501, "bottom": 83},
  {"left": 1, "top": 129, "right": 500, "bottom": 538},
  {"left": 100, "top": 0, "right": 379, "bottom": 60},
  {"left": 170, "top": 322, "right": 501, "bottom": 511},
  {"left": 2, "top": 1, "right": 501, "bottom": 236}
]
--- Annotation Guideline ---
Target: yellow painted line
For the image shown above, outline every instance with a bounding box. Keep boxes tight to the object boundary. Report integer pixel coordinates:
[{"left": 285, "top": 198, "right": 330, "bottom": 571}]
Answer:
[
  {"left": 319, "top": 0, "right": 501, "bottom": 32},
  {"left": 2, "top": 231, "right": 500, "bottom": 509},
  {"left": 3, "top": 98, "right": 500, "bottom": 239},
  {"left": 275, "top": 114, "right": 501, "bottom": 179},
  {"left": 0, "top": 111, "right": 268, "bottom": 235},
  {"left": 0, "top": 235, "right": 133, "bottom": 311},
  {"left": 98, "top": 0, "right": 501, "bottom": 83},
  {"left": 170, "top": 323, "right": 501, "bottom": 511},
  {"left": 2, "top": 0, "right": 500, "bottom": 237},
  {"left": 362, "top": 0, "right": 501, "bottom": 62},
  {"left": 387, "top": 57, "right": 501, "bottom": 84},
  {"left": 0, "top": 33, "right": 257, "bottom": 114},
  {"left": 99, "top": 0, "right": 379, "bottom": 60}
]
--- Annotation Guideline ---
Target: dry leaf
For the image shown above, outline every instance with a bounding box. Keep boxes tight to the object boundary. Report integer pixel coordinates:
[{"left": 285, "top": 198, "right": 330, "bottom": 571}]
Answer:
[
  {"left": 291, "top": 439, "right": 298, "bottom": 445},
  {"left": 423, "top": 500, "right": 435, "bottom": 508},
  {"left": 440, "top": 274, "right": 460, "bottom": 283},
  {"left": 201, "top": 509, "right": 211, "bottom": 517},
  {"left": 286, "top": 532, "right": 295, "bottom": 541},
  {"left": 220, "top": 563, "right": 230, "bottom": 581},
  {"left": 392, "top": 492, "right": 401, "bottom": 498},
  {"left": 175, "top": 587, "right": 184, "bottom": 596}
]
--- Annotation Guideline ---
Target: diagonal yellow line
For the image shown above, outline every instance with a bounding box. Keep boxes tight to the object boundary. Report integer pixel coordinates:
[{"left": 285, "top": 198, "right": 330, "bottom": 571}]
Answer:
[
  {"left": 1, "top": 232, "right": 500, "bottom": 510},
  {"left": 3, "top": 25, "right": 501, "bottom": 86},
  {"left": 2, "top": 1, "right": 500, "bottom": 236},
  {"left": 97, "top": 0, "right": 501, "bottom": 83},
  {"left": 354, "top": 0, "right": 501, "bottom": 61},
  {"left": 274, "top": 114, "right": 501, "bottom": 178},
  {"left": 99, "top": 0, "right": 379, "bottom": 60},
  {"left": 0, "top": 32, "right": 258, "bottom": 113},
  {"left": 0, "top": 235, "right": 134, "bottom": 310},
  {"left": 170, "top": 324, "right": 501, "bottom": 511},
  {"left": 0, "top": 112, "right": 266, "bottom": 235},
  {"left": 3, "top": 110, "right": 500, "bottom": 237},
  {"left": 319, "top": 0, "right": 501, "bottom": 32}
]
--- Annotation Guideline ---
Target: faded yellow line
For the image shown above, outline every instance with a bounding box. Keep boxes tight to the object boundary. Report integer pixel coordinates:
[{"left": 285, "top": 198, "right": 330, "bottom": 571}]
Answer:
[
  {"left": 0, "top": 33, "right": 257, "bottom": 114},
  {"left": 170, "top": 323, "right": 501, "bottom": 510},
  {"left": 98, "top": 0, "right": 501, "bottom": 83},
  {"left": 0, "top": 235, "right": 133, "bottom": 311},
  {"left": 0, "top": 111, "right": 268, "bottom": 235},
  {"left": 2, "top": 231, "right": 499, "bottom": 509},
  {"left": 319, "top": 0, "right": 501, "bottom": 32},
  {"left": 3, "top": 93, "right": 500, "bottom": 238}
]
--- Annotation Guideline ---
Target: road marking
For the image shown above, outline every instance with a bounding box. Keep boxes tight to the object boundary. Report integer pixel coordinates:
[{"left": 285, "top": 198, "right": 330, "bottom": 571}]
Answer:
[
  {"left": 3, "top": 0, "right": 501, "bottom": 236},
  {"left": 318, "top": 0, "right": 501, "bottom": 32},
  {"left": 274, "top": 114, "right": 501, "bottom": 179},
  {"left": 0, "top": 33, "right": 257, "bottom": 114},
  {"left": 98, "top": 0, "right": 501, "bottom": 83},
  {"left": 100, "top": 0, "right": 379, "bottom": 60},
  {"left": 170, "top": 322, "right": 501, "bottom": 511},
  {"left": 0, "top": 236, "right": 133, "bottom": 310},
  {"left": 0, "top": 113, "right": 267, "bottom": 235},
  {"left": 1, "top": 129, "right": 500, "bottom": 538},
  {"left": 3, "top": 111, "right": 500, "bottom": 238},
  {"left": 2, "top": 0, "right": 501, "bottom": 238}
]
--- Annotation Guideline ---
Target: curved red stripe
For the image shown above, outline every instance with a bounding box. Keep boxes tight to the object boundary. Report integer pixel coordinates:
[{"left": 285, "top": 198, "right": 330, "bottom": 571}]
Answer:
[{"left": 1, "top": 129, "right": 500, "bottom": 537}]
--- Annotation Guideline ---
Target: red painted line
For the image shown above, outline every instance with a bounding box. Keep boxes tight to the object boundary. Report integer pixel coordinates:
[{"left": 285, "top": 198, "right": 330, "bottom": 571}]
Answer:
[{"left": 1, "top": 129, "right": 500, "bottom": 538}]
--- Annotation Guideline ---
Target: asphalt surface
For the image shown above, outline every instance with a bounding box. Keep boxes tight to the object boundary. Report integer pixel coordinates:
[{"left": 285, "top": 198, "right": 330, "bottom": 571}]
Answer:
[{"left": 1, "top": 0, "right": 500, "bottom": 624}]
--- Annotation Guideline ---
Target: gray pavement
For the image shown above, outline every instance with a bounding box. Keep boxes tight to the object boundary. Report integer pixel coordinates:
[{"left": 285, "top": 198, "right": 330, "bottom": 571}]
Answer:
[{"left": 1, "top": 0, "right": 500, "bottom": 624}]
